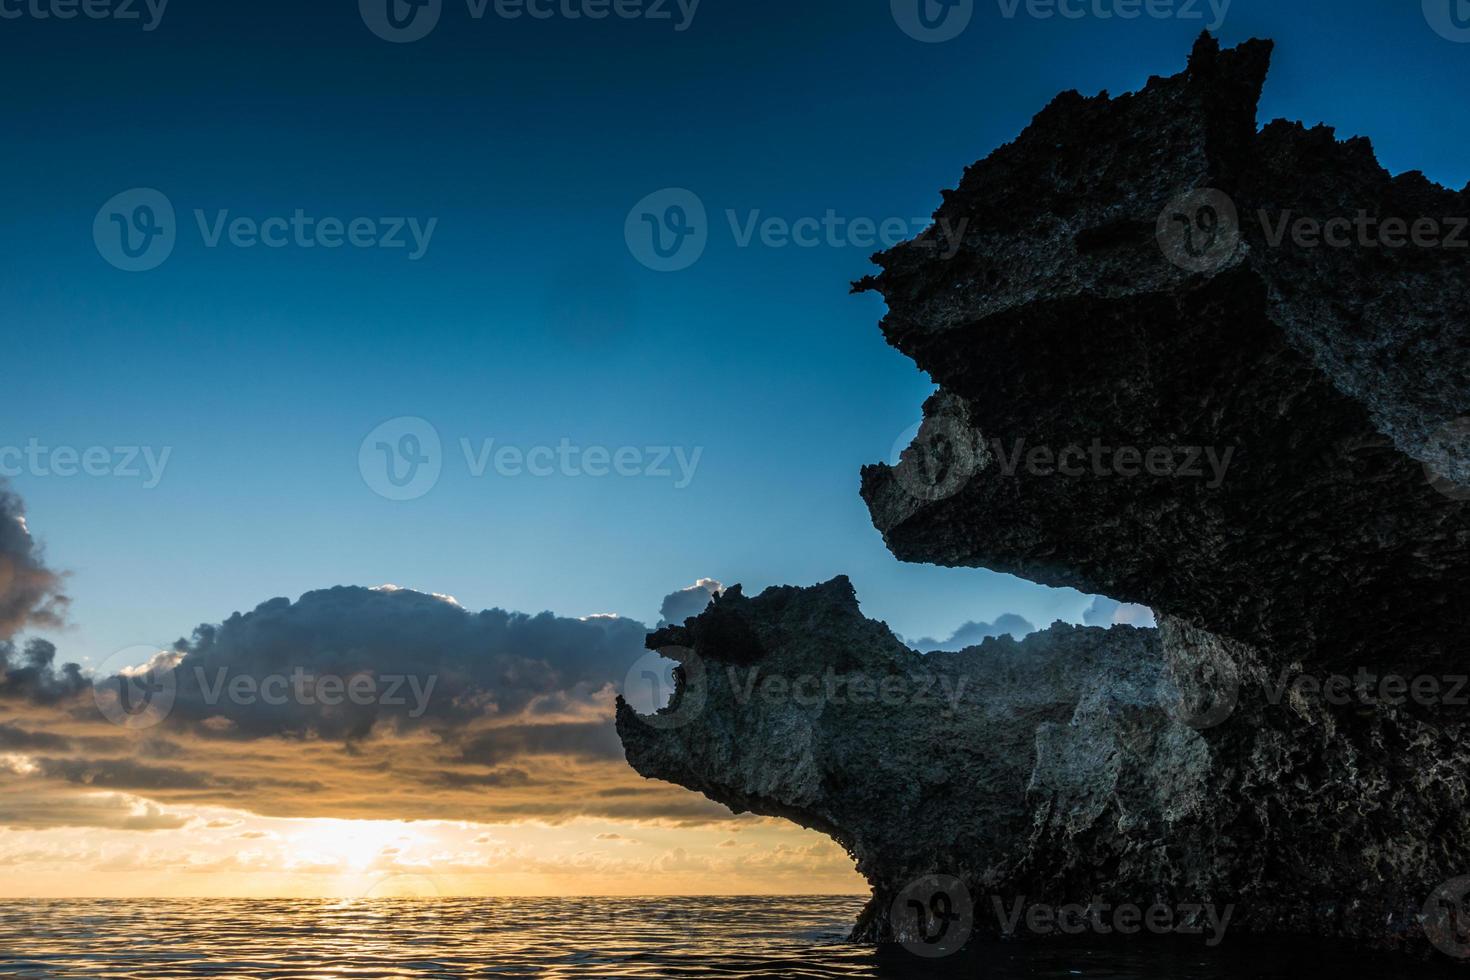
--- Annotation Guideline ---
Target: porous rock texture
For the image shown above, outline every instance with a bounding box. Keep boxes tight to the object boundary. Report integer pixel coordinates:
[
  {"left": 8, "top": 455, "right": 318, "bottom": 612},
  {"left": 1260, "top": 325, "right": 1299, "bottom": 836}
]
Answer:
[
  {"left": 617, "top": 35, "right": 1469, "bottom": 955},
  {"left": 856, "top": 33, "right": 1469, "bottom": 682}
]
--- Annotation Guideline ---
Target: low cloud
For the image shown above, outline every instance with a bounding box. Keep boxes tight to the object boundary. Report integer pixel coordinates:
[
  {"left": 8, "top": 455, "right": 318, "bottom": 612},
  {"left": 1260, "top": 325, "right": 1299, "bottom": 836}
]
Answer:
[
  {"left": 0, "top": 483, "right": 68, "bottom": 640},
  {"left": 657, "top": 579, "right": 722, "bottom": 627},
  {"left": 907, "top": 613, "right": 1036, "bottom": 653},
  {"left": 0, "top": 560, "right": 742, "bottom": 829},
  {"left": 1082, "top": 596, "right": 1157, "bottom": 628}
]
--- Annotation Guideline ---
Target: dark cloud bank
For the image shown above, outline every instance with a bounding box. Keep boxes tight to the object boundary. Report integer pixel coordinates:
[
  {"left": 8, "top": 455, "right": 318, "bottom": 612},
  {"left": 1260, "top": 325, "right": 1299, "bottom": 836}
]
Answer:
[
  {"left": 0, "top": 488, "right": 743, "bottom": 829},
  {"left": 0, "top": 481, "right": 1118, "bottom": 832}
]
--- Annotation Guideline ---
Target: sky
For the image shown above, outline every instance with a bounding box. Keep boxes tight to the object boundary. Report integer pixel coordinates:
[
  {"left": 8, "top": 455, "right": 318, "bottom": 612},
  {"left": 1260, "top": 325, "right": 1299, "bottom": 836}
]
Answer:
[{"left": 0, "top": 0, "right": 1467, "bottom": 897}]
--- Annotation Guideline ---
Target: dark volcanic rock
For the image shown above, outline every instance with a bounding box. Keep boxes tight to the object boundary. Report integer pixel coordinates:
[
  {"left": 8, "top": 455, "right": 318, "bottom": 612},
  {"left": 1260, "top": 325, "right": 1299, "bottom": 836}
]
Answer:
[
  {"left": 857, "top": 34, "right": 1469, "bottom": 683},
  {"left": 617, "top": 35, "right": 1470, "bottom": 958},
  {"left": 618, "top": 581, "right": 1470, "bottom": 954}
]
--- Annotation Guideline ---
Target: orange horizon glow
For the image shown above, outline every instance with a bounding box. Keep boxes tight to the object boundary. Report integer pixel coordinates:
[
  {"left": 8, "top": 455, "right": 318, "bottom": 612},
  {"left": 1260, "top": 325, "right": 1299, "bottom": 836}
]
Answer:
[{"left": 0, "top": 801, "right": 867, "bottom": 900}]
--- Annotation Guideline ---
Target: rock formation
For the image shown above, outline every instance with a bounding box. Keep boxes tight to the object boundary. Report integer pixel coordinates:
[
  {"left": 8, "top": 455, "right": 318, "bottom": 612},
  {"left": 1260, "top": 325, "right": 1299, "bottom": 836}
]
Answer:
[{"left": 618, "top": 34, "right": 1470, "bottom": 957}]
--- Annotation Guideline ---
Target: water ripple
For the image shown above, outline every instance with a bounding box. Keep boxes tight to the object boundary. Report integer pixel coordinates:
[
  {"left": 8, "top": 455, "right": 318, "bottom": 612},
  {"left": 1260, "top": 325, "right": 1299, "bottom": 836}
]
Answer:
[{"left": 0, "top": 898, "right": 1456, "bottom": 979}]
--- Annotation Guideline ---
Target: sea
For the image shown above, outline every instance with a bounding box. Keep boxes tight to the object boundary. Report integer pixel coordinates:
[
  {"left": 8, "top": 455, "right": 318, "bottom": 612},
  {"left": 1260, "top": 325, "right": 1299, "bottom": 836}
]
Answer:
[{"left": 0, "top": 896, "right": 1459, "bottom": 978}]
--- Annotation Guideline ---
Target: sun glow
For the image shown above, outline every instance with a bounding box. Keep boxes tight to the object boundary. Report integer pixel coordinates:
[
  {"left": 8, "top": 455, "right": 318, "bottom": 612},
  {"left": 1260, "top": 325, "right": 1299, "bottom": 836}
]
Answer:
[{"left": 287, "top": 819, "right": 424, "bottom": 872}]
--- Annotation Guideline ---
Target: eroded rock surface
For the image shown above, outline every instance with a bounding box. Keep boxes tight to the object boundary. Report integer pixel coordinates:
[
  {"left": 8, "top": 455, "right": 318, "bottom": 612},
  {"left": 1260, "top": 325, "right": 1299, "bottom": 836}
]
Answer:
[
  {"left": 858, "top": 34, "right": 1468, "bottom": 683},
  {"left": 617, "top": 34, "right": 1469, "bottom": 956},
  {"left": 617, "top": 582, "right": 1470, "bottom": 953}
]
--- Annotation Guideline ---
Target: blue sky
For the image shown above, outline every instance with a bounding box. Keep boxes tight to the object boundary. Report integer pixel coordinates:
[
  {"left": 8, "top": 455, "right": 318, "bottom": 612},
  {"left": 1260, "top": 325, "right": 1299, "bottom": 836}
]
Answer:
[{"left": 3, "top": 0, "right": 1467, "bottom": 667}]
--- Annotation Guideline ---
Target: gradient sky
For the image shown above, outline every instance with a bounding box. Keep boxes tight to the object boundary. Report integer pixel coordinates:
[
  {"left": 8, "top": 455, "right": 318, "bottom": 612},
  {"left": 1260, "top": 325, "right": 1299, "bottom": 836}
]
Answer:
[{"left": 1, "top": 0, "right": 1467, "bottom": 895}]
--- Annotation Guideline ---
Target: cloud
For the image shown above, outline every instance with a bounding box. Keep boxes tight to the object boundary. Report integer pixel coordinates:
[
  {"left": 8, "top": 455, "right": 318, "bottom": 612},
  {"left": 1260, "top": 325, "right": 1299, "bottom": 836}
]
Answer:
[
  {"left": 0, "top": 484, "right": 67, "bottom": 640},
  {"left": 1081, "top": 596, "right": 1157, "bottom": 628},
  {"left": 0, "top": 640, "right": 88, "bottom": 705},
  {"left": 0, "top": 770, "right": 190, "bottom": 832},
  {"left": 657, "top": 579, "right": 722, "bottom": 627},
  {"left": 906, "top": 613, "right": 1036, "bottom": 652},
  {"left": 0, "top": 565, "right": 751, "bottom": 829}
]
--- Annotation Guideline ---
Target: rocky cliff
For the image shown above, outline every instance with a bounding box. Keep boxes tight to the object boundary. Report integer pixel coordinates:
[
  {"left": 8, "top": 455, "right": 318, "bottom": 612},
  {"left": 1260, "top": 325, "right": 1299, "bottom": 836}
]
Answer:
[{"left": 617, "top": 34, "right": 1469, "bottom": 957}]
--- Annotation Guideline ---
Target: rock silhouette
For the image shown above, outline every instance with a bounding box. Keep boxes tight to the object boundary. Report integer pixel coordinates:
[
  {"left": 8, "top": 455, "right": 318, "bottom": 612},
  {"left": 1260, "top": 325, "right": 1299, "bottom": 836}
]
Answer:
[{"left": 618, "top": 35, "right": 1470, "bottom": 956}]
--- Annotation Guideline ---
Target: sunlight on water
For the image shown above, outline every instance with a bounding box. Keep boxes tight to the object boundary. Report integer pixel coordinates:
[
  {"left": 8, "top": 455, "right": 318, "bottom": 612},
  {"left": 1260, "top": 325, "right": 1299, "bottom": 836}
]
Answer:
[{"left": 0, "top": 898, "right": 1458, "bottom": 979}]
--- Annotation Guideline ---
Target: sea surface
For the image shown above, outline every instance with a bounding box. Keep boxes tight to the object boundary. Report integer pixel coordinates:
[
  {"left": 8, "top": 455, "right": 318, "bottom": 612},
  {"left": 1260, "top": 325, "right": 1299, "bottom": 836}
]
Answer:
[{"left": 0, "top": 897, "right": 1458, "bottom": 979}]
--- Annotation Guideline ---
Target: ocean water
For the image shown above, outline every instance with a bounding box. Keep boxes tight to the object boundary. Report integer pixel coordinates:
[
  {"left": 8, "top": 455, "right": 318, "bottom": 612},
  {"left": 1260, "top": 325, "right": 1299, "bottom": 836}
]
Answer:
[{"left": 0, "top": 897, "right": 1458, "bottom": 979}]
